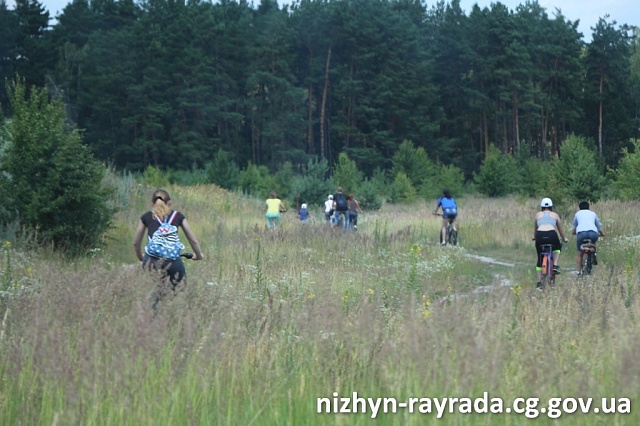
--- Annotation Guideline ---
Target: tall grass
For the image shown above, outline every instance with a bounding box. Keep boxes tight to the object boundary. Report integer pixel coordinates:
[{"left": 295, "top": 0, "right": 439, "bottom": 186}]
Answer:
[{"left": 1, "top": 185, "right": 639, "bottom": 424}]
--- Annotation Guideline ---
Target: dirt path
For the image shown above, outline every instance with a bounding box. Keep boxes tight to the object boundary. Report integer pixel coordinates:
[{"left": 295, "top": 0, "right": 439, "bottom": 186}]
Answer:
[{"left": 437, "top": 253, "right": 517, "bottom": 304}]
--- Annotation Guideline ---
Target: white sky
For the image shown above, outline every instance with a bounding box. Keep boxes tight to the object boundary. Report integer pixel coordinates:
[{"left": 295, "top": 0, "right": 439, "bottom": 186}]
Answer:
[{"left": 7, "top": 0, "right": 638, "bottom": 42}]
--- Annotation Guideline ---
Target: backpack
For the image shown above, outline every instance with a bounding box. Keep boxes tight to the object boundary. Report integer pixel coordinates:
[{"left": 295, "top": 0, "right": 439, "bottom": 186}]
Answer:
[
  {"left": 145, "top": 211, "right": 185, "bottom": 260},
  {"left": 335, "top": 193, "right": 348, "bottom": 211}
]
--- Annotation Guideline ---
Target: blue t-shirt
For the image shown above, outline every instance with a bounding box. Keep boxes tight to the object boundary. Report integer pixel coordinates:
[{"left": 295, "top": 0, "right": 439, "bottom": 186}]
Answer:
[
  {"left": 437, "top": 196, "right": 457, "bottom": 210},
  {"left": 298, "top": 209, "right": 310, "bottom": 220}
]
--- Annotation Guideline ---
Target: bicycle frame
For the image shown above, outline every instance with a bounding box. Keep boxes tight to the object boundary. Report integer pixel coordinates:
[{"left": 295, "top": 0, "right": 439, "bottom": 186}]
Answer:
[
  {"left": 539, "top": 244, "right": 555, "bottom": 289},
  {"left": 434, "top": 213, "right": 458, "bottom": 246}
]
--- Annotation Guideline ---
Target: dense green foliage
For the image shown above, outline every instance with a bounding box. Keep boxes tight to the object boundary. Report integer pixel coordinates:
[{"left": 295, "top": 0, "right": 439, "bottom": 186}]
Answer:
[
  {"left": 0, "top": 81, "right": 114, "bottom": 253},
  {"left": 0, "top": 0, "right": 639, "bottom": 209},
  {"left": 0, "top": 0, "right": 637, "bottom": 178}
]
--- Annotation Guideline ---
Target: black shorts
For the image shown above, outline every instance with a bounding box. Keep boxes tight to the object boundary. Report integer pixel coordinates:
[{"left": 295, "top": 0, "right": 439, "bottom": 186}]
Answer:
[{"left": 535, "top": 230, "right": 561, "bottom": 267}]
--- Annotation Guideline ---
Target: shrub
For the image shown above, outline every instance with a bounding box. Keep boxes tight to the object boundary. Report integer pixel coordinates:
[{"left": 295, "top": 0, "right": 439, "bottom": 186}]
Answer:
[
  {"left": 291, "top": 159, "right": 332, "bottom": 208},
  {"left": 550, "top": 135, "right": 607, "bottom": 204},
  {"left": 206, "top": 149, "right": 240, "bottom": 189},
  {"left": 332, "top": 152, "right": 363, "bottom": 194},
  {"left": 474, "top": 146, "right": 520, "bottom": 197},
  {"left": 610, "top": 139, "right": 640, "bottom": 200},
  {"left": 238, "top": 162, "right": 274, "bottom": 198},
  {"left": 421, "top": 163, "right": 465, "bottom": 200},
  {"left": 357, "top": 178, "right": 383, "bottom": 210},
  {"left": 0, "top": 81, "right": 114, "bottom": 254},
  {"left": 391, "top": 140, "right": 435, "bottom": 188},
  {"left": 388, "top": 172, "right": 417, "bottom": 204}
]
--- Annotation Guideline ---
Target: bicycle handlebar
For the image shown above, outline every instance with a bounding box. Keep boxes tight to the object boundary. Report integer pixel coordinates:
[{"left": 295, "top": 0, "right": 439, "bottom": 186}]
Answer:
[{"left": 181, "top": 252, "right": 194, "bottom": 259}]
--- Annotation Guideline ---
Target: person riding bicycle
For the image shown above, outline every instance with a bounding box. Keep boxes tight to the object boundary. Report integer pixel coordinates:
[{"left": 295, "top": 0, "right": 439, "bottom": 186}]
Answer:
[
  {"left": 332, "top": 187, "right": 349, "bottom": 229},
  {"left": 133, "top": 189, "right": 204, "bottom": 310},
  {"left": 297, "top": 203, "right": 311, "bottom": 224},
  {"left": 265, "top": 191, "right": 286, "bottom": 229},
  {"left": 572, "top": 201, "right": 605, "bottom": 275},
  {"left": 534, "top": 197, "right": 568, "bottom": 288},
  {"left": 324, "top": 195, "right": 334, "bottom": 222},
  {"left": 433, "top": 189, "right": 458, "bottom": 246}
]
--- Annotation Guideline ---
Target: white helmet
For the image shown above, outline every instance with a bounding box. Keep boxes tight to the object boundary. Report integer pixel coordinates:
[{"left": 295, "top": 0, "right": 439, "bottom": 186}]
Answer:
[
  {"left": 328, "top": 195, "right": 333, "bottom": 200},
  {"left": 301, "top": 203, "right": 307, "bottom": 209},
  {"left": 540, "top": 197, "right": 553, "bottom": 208}
]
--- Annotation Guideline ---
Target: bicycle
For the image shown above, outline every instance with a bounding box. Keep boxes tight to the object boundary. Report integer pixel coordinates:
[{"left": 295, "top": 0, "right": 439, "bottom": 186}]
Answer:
[
  {"left": 538, "top": 243, "right": 555, "bottom": 290},
  {"left": 580, "top": 239, "right": 597, "bottom": 276},
  {"left": 147, "top": 252, "right": 195, "bottom": 312},
  {"left": 433, "top": 213, "right": 458, "bottom": 246}
]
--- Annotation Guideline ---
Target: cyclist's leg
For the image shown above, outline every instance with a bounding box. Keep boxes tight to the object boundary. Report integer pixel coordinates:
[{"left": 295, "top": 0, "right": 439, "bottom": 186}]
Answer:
[
  {"left": 550, "top": 232, "right": 562, "bottom": 273},
  {"left": 441, "top": 217, "right": 448, "bottom": 244},
  {"left": 534, "top": 232, "right": 546, "bottom": 283}
]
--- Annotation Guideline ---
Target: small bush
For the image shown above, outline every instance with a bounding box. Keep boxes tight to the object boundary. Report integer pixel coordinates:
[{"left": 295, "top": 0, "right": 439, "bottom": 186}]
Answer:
[
  {"left": 388, "top": 172, "right": 417, "bottom": 204},
  {"left": 474, "top": 146, "right": 521, "bottom": 197},
  {"left": 610, "top": 139, "right": 640, "bottom": 200}
]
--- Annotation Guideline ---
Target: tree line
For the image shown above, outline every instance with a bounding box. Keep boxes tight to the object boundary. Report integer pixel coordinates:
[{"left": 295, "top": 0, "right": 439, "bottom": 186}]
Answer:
[{"left": 1, "top": 0, "right": 638, "bottom": 179}]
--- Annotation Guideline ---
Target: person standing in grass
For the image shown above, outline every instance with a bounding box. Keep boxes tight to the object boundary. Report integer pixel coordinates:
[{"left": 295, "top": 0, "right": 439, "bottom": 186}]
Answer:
[
  {"left": 133, "top": 189, "right": 204, "bottom": 310},
  {"left": 533, "top": 197, "right": 568, "bottom": 288},
  {"left": 572, "top": 201, "right": 605, "bottom": 275},
  {"left": 433, "top": 189, "right": 458, "bottom": 245},
  {"left": 265, "top": 191, "right": 286, "bottom": 229}
]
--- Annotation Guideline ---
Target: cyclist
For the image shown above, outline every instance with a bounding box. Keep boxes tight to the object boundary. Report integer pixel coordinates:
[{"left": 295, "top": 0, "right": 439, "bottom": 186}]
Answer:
[
  {"left": 347, "top": 194, "right": 363, "bottom": 230},
  {"left": 133, "top": 189, "right": 204, "bottom": 310},
  {"left": 533, "top": 197, "right": 568, "bottom": 288},
  {"left": 324, "top": 195, "right": 334, "bottom": 222},
  {"left": 265, "top": 191, "right": 286, "bottom": 229},
  {"left": 297, "top": 203, "right": 311, "bottom": 224},
  {"left": 332, "top": 187, "right": 349, "bottom": 229},
  {"left": 572, "top": 201, "right": 605, "bottom": 275},
  {"left": 433, "top": 189, "right": 458, "bottom": 246}
]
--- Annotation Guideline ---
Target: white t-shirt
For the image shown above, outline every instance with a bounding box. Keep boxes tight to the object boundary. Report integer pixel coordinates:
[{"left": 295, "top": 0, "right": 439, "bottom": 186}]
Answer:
[
  {"left": 324, "top": 200, "right": 333, "bottom": 213},
  {"left": 572, "top": 210, "right": 602, "bottom": 233}
]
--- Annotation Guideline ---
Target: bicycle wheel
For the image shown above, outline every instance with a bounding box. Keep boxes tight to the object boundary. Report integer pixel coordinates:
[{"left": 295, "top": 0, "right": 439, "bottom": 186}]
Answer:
[
  {"left": 584, "top": 252, "right": 593, "bottom": 275},
  {"left": 541, "top": 253, "right": 548, "bottom": 275},
  {"left": 450, "top": 228, "right": 458, "bottom": 246}
]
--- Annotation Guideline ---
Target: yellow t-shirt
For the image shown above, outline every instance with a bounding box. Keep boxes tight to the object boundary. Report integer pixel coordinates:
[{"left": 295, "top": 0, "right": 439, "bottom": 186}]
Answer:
[{"left": 266, "top": 198, "right": 282, "bottom": 214}]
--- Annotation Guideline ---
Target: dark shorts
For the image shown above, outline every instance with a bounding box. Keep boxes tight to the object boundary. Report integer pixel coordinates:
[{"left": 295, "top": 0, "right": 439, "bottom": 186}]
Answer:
[
  {"left": 442, "top": 208, "right": 457, "bottom": 220},
  {"left": 535, "top": 230, "right": 561, "bottom": 268},
  {"left": 142, "top": 254, "right": 186, "bottom": 288},
  {"left": 577, "top": 231, "right": 599, "bottom": 251}
]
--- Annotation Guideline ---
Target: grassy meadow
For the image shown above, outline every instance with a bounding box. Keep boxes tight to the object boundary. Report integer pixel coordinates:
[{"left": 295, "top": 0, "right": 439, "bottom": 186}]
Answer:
[{"left": 2, "top": 182, "right": 640, "bottom": 425}]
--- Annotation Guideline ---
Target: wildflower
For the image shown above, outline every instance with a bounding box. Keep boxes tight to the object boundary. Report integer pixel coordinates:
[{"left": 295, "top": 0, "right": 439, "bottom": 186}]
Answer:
[{"left": 511, "top": 284, "right": 522, "bottom": 296}]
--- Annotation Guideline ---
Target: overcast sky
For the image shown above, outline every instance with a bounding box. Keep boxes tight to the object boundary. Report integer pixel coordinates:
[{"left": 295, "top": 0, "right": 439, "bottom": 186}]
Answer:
[{"left": 7, "top": 0, "right": 639, "bottom": 42}]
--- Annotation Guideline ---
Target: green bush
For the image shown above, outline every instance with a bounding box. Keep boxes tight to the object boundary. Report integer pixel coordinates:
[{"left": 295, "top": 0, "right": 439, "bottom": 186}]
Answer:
[
  {"left": 387, "top": 172, "right": 417, "bottom": 204},
  {"left": 474, "top": 146, "right": 521, "bottom": 197},
  {"left": 391, "top": 140, "right": 435, "bottom": 188},
  {"left": 550, "top": 135, "right": 607, "bottom": 204},
  {"left": 206, "top": 149, "right": 240, "bottom": 189},
  {"left": 421, "top": 163, "right": 465, "bottom": 200},
  {"left": 611, "top": 139, "right": 640, "bottom": 200},
  {"left": 238, "top": 162, "right": 274, "bottom": 198},
  {"left": 357, "top": 178, "right": 383, "bottom": 210},
  {"left": 291, "top": 159, "right": 332, "bottom": 208},
  {"left": 332, "top": 152, "right": 363, "bottom": 194},
  {"left": 0, "top": 81, "right": 114, "bottom": 254}
]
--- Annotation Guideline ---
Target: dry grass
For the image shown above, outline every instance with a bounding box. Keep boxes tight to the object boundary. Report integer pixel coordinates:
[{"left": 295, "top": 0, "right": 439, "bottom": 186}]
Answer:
[{"left": 1, "top": 187, "right": 639, "bottom": 425}]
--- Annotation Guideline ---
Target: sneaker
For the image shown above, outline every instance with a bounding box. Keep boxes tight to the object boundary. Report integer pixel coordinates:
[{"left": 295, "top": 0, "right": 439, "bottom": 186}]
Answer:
[
  {"left": 553, "top": 265, "right": 561, "bottom": 275},
  {"left": 593, "top": 253, "right": 598, "bottom": 265},
  {"left": 441, "top": 242, "right": 446, "bottom": 246},
  {"left": 573, "top": 271, "right": 582, "bottom": 276},
  {"left": 536, "top": 282, "right": 543, "bottom": 291}
]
